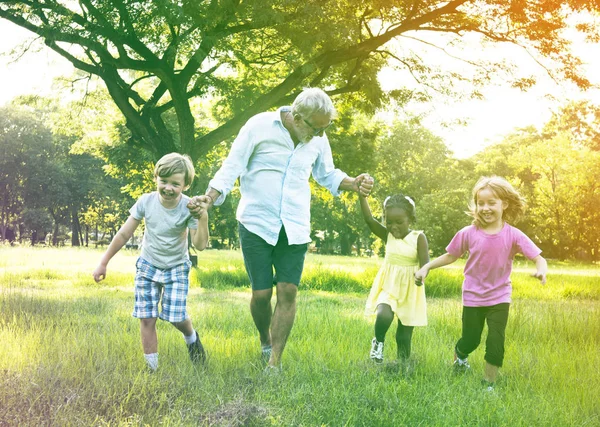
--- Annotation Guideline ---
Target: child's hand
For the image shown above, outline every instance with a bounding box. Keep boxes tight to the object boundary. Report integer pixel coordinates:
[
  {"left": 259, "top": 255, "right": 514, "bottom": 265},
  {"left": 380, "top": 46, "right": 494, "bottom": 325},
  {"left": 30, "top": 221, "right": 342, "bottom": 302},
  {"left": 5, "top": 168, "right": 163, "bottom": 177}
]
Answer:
[
  {"left": 92, "top": 265, "right": 107, "bottom": 283},
  {"left": 187, "top": 195, "right": 211, "bottom": 218},
  {"left": 532, "top": 270, "right": 547, "bottom": 285},
  {"left": 354, "top": 173, "right": 374, "bottom": 197},
  {"left": 414, "top": 267, "right": 428, "bottom": 286}
]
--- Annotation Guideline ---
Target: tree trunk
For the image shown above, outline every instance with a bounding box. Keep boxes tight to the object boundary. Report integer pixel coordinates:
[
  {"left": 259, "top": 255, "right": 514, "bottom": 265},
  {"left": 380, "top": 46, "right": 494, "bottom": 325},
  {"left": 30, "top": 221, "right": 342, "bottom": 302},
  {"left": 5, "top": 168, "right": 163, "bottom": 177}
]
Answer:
[
  {"left": 52, "top": 221, "right": 59, "bottom": 246},
  {"left": 71, "top": 207, "right": 81, "bottom": 246}
]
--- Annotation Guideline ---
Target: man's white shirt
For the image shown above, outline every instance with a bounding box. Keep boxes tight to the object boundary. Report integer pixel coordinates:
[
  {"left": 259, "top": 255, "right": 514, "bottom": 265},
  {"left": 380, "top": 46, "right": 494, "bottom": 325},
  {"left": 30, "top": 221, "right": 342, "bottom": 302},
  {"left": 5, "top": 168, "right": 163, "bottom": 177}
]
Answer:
[{"left": 208, "top": 107, "right": 347, "bottom": 245}]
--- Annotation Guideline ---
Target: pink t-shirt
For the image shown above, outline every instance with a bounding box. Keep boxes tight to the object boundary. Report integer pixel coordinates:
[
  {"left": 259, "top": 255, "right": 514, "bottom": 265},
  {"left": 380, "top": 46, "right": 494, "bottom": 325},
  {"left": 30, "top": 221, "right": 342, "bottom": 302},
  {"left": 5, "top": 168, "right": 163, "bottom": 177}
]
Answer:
[{"left": 446, "top": 224, "right": 541, "bottom": 307}]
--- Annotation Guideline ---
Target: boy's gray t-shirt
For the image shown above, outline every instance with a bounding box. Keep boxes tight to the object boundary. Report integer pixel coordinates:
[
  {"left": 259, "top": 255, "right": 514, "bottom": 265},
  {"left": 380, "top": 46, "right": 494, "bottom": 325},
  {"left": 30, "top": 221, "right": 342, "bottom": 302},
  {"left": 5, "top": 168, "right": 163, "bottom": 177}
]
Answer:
[{"left": 130, "top": 192, "right": 198, "bottom": 269}]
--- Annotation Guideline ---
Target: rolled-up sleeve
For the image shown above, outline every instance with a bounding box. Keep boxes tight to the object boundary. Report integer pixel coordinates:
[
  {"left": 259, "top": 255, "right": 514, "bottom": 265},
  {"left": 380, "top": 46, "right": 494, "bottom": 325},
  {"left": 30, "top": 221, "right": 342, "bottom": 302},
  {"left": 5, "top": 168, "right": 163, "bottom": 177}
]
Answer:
[
  {"left": 311, "top": 138, "right": 348, "bottom": 197},
  {"left": 208, "top": 122, "right": 256, "bottom": 206}
]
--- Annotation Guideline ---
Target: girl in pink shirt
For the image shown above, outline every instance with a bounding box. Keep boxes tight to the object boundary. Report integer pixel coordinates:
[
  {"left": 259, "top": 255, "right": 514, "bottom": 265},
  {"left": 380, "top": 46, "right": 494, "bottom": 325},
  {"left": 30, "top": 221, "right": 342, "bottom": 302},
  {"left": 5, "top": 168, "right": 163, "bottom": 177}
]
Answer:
[{"left": 415, "top": 176, "right": 547, "bottom": 391}]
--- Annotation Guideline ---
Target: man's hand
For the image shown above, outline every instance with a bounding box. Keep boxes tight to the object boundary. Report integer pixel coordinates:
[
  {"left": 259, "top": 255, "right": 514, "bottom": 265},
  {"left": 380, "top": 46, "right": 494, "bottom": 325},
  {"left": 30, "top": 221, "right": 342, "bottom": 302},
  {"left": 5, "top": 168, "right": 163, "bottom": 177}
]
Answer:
[
  {"left": 187, "top": 195, "right": 212, "bottom": 219},
  {"left": 354, "top": 173, "right": 374, "bottom": 197}
]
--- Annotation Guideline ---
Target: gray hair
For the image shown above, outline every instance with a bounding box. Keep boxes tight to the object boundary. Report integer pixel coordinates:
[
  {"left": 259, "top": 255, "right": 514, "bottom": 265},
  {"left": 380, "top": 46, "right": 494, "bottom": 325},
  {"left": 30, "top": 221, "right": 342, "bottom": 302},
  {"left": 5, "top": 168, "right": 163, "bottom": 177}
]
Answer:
[{"left": 291, "top": 87, "right": 337, "bottom": 119}]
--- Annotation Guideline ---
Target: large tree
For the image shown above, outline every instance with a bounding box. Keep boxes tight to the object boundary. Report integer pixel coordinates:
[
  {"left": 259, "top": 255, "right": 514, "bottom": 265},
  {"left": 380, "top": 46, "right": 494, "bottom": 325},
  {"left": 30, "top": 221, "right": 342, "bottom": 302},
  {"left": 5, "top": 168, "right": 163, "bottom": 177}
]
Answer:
[{"left": 1, "top": 0, "right": 596, "bottom": 161}]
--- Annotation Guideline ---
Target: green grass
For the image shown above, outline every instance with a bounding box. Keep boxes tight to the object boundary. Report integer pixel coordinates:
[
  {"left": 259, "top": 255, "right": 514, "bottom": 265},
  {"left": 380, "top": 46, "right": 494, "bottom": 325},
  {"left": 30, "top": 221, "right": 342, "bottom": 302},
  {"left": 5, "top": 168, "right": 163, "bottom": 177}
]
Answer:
[{"left": 1, "top": 246, "right": 599, "bottom": 426}]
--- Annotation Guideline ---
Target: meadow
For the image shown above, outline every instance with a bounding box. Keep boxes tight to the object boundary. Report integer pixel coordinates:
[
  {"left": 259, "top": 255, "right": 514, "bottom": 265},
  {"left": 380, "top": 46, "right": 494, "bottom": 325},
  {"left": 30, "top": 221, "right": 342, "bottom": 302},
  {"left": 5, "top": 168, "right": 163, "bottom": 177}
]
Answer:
[{"left": 0, "top": 246, "right": 599, "bottom": 426}]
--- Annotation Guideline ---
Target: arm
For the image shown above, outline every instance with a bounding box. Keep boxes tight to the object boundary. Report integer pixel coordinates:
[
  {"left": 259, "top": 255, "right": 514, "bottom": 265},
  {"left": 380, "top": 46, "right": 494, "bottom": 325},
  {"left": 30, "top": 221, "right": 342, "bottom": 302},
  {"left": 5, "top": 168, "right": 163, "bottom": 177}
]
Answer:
[
  {"left": 417, "top": 233, "right": 430, "bottom": 268},
  {"left": 358, "top": 195, "right": 387, "bottom": 241},
  {"left": 207, "top": 122, "right": 256, "bottom": 206},
  {"left": 92, "top": 216, "right": 140, "bottom": 282},
  {"left": 190, "top": 210, "right": 209, "bottom": 251},
  {"left": 414, "top": 252, "right": 459, "bottom": 285},
  {"left": 531, "top": 255, "right": 548, "bottom": 285}
]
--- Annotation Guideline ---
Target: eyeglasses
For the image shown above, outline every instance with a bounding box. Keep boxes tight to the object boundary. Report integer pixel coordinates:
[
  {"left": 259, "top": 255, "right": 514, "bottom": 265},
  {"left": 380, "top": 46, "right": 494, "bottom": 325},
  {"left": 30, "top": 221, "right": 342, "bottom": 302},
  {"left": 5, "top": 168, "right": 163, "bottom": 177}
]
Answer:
[{"left": 301, "top": 117, "right": 333, "bottom": 136}]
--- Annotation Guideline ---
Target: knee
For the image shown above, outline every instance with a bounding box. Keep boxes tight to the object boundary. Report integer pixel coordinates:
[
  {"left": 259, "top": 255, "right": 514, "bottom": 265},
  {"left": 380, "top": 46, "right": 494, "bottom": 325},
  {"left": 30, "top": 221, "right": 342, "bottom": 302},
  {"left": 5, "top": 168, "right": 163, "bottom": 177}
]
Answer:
[
  {"left": 275, "top": 283, "right": 297, "bottom": 305},
  {"left": 376, "top": 304, "right": 394, "bottom": 323},
  {"left": 140, "top": 318, "right": 157, "bottom": 329},
  {"left": 252, "top": 289, "right": 273, "bottom": 307}
]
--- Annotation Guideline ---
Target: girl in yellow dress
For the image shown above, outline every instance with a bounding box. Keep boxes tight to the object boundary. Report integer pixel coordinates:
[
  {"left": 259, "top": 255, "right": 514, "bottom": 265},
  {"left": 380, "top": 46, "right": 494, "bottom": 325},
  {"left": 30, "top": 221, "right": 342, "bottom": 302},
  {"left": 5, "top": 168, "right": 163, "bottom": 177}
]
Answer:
[{"left": 359, "top": 193, "right": 429, "bottom": 364}]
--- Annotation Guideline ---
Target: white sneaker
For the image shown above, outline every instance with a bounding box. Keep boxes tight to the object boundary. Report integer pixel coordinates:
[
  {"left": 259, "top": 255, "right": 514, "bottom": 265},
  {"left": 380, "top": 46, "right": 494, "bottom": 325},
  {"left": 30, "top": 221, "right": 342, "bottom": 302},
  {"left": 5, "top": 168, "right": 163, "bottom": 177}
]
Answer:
[
  {"left": 261, "top": 345, "right": 272, "bottom": 364},
  {"left": 453, "top": 353, "right": 470, "bottom": 374},
  {"left": 370, "top": 338, "right": 384, "bottom": 364}
]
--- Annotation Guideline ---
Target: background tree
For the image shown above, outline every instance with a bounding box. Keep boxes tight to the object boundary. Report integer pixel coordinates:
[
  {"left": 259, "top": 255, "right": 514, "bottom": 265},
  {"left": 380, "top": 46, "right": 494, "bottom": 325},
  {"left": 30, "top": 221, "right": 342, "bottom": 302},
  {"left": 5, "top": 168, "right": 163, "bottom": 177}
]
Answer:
[
  {"left": 0, "top": 107, "right": 54, "bottom": 243},
  {"left": 1, "top": 0, "right": 596, "bottom": 162}
]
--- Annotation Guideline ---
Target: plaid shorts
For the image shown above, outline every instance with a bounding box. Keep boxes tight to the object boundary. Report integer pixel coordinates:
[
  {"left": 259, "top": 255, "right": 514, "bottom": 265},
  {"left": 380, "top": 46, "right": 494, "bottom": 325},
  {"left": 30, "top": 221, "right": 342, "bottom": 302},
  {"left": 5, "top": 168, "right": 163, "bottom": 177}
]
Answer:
[{"left": 132, "top": 257, "right": 191, "bottom": 323}]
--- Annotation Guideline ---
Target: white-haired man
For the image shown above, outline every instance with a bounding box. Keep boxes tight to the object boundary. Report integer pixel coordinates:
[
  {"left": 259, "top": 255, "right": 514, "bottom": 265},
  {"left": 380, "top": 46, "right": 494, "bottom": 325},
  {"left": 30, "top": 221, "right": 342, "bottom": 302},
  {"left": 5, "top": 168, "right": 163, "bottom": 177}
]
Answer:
[{"left": 189, "top": 88, "right": 373, "bottom": 371}]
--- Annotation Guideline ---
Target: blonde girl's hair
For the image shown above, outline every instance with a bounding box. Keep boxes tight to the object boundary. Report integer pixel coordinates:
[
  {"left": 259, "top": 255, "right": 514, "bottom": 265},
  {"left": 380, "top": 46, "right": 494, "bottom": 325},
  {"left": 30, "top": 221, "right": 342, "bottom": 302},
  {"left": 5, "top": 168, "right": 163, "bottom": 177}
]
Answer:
[
  {"left": 468, "top": 176, "right": 526, "bottom": 227},
  {"left": 154, "top": 152, "right": 195, "bottom": 187}
]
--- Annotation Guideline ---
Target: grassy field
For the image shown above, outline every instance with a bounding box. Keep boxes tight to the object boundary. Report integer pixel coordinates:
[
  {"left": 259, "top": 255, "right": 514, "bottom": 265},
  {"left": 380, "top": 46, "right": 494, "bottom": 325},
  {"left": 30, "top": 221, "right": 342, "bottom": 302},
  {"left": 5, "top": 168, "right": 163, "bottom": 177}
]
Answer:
[{"left": 1, "top": 246, "right": 599, "bottom": 426}]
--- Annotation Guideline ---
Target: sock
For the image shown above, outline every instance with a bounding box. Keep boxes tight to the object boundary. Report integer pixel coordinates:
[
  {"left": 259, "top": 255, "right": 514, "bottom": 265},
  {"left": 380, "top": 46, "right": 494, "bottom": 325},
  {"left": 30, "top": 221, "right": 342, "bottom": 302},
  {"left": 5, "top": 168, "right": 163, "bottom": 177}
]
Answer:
[
  {"left": 144, "top": 353, "right": 159, "bottom": 371},
  {"left": 184, "top": 330, "right": 197, "bottom": 345}
]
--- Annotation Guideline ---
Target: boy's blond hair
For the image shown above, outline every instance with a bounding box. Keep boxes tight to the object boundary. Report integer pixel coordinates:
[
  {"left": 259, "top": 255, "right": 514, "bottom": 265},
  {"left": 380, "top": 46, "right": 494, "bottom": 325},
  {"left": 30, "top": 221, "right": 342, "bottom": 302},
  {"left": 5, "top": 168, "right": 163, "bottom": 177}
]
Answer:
[
  {"left": 154, "top": 153, "right": 195, "bottom": 187},
  {"left": 468, "top": 176, "right": 526, "bottom": 227}
]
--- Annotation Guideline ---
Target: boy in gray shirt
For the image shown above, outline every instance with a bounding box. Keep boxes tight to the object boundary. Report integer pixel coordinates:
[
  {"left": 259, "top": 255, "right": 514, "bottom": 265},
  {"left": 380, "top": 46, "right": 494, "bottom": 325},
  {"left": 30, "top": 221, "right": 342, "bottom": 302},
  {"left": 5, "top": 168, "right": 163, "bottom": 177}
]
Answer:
[{"left": 93, "top": 153, "right": 209, "bottom": 372}]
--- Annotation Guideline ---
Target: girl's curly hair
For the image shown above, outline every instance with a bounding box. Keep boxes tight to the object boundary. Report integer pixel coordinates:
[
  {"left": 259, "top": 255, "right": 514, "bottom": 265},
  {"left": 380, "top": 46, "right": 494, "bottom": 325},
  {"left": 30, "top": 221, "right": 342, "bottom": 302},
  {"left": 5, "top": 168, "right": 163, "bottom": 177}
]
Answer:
[
  {"left": 383, "top": 193, "right": 416, "bottom": 223},
  {"left": 468, "top": 176, "right": 526, "bottom": 227}
]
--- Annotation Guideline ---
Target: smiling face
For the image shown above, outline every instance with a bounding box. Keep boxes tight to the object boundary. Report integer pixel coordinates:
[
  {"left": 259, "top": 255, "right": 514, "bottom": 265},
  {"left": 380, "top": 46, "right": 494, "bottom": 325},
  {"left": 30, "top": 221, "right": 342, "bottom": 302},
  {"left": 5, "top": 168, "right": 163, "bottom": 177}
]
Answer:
[
  {"left": 385, "top": 207, "right": 411, "bottom": 239},
  {"left": 476, "top": 187, "right": 508, "bottom": 229},
  {"left": 156, "top": 172, "right": 187, "bottom": 208},
  {"left": 293, "top": 111, "right": 332, "bottom": 143}
]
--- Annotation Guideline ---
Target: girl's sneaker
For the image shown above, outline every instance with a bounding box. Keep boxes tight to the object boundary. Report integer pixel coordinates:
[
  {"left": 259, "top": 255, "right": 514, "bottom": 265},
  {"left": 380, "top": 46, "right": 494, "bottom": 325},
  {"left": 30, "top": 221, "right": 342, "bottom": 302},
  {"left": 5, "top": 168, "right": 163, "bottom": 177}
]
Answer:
[
  {"left": 452, "top": 353, "right": 470, "bottom": 374},
  {"left": 482, "top": 380, "right": 495, "bottom": 392},
  {"left": 261, "top": 345, "right": 272, "bottom": 364},
  {"left": 370, "top": 338, "right": 384, "bottom": 364}
]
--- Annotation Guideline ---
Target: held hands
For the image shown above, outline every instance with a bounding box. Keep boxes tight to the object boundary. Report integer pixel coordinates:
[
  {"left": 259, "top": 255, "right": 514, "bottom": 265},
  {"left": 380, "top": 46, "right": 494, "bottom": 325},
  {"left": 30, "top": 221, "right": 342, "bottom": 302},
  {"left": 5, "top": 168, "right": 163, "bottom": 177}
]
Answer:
[
  {"left": 187, "top": 195, "right": 212, "bottom": 219},
  {"left": 414, "top": 267, "right": 428, "bottom": 286},
  {"left": 354, "top": 173, "right": 374, "bottom": 197}
]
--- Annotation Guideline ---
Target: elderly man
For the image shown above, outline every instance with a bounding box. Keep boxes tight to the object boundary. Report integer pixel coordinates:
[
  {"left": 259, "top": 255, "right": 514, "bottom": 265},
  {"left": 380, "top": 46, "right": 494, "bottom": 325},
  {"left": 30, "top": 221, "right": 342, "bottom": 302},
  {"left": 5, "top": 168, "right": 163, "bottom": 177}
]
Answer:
[{"left": 190, "top": 88, "right": 373, "bottom": 371}]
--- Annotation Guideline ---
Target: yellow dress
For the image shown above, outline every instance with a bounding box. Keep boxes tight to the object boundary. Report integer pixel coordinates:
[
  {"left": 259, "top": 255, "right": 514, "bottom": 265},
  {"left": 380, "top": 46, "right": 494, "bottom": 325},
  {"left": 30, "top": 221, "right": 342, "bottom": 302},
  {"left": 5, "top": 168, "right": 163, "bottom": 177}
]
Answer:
[{"left": 365, "top": 230, "right": 427, "bottom": 326}]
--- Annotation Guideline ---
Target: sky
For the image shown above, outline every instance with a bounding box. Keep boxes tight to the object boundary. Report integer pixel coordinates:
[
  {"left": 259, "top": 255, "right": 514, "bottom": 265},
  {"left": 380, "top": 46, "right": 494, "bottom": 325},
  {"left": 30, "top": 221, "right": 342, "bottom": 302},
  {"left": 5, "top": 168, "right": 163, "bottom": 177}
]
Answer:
[{"left": 1, "top": 18, "right": 599, "bottom": 159}]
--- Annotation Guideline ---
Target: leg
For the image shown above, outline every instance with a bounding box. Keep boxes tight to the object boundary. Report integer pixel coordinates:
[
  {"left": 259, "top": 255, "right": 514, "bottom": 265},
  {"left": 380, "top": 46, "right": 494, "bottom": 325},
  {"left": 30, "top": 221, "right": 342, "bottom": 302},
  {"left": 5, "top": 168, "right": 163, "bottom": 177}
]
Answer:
[
  {"left": 268, "top": 226, "right": 307, "bottom": 367},
  {"left": 171, "top": 317, "right": 194, "bottom": 336},
  {"left": 140, "top": 317, "right": 158, "bottom": 354},
  {"left": 238, "top": 223, "right": 276, "bottom": 349},
  {"left": 269, "top": 282, "right": 297, "bottom": 366},
  {"left": 251, "top": 288, "right": 274, "bottom": 347},
  {"left": 396, "top": 320, "right": 414, "bottom": 361},
  {"left": 374, "top": 303, "right": 394, "bottom": 342},
  {"left": 132, "top": 259, "right": 161, "bottom": 361},
  {"left": 483, "top": 303, "right": 510, "bottom": 382},
  {"left": 484, "top": 363, "right": 500, "bottom": 383},
  {"left": 455, "top": 306, "right": 486, "bottom": 360}
]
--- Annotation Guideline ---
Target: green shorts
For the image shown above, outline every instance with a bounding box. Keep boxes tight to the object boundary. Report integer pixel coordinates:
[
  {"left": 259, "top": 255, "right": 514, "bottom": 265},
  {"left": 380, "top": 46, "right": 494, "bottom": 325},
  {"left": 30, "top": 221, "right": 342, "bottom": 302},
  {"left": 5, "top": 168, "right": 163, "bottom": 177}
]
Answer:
[{"left": 238, "top": 223, "right": 308, "bottom": 291}]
